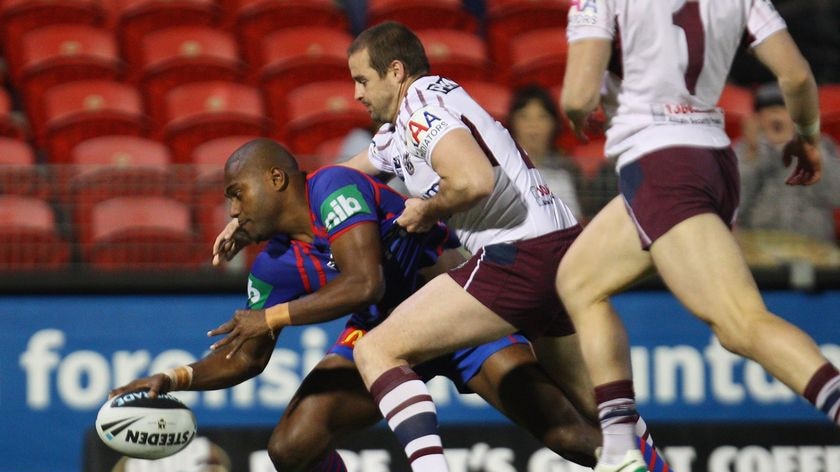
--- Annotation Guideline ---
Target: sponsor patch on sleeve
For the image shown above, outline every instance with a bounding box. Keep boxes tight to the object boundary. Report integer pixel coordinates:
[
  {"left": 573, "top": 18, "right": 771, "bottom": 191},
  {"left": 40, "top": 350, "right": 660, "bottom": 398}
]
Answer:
[
  {"left": 405, "top": 106, "right": 452, "bottom": 159},
  {"left": 568, "top": 0, "right": 600, "bottom": 26},
  {"left": 246, "top": 274, "right": 273, "bottom": 309},
  {"left": 319, "top": 184, "right": 372, "bottom": 231}
]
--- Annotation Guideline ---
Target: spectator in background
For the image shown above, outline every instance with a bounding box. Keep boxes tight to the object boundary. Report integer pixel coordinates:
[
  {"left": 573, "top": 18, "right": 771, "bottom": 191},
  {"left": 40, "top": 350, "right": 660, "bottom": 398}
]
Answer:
[
  {"left": 735, "top": 83, "right": 840, "bottom": 243},
  {"left": 508, "top": 85, "right": 583, "bottom": 219}
]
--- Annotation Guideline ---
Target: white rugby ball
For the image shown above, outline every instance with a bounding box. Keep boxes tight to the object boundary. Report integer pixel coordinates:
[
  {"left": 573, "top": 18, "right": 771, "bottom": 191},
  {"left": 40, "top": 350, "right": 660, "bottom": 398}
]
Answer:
[{"left": 96, "top": 390, "right": 197, "bottom": 460}]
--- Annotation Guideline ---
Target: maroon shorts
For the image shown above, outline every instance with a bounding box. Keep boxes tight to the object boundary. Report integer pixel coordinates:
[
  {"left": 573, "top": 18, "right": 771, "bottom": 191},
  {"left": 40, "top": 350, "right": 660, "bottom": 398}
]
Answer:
[
  {"left": 448, "top": 226, "right": 581, "bottom": 340},
  {"left": 618, "top": 146, "right": 739, "bottom": 249}
]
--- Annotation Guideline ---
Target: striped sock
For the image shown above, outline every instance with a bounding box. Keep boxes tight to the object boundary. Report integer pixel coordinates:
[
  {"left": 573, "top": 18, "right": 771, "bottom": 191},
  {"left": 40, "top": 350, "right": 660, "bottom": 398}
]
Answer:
[
  {"left": 595, "top": 380, "right": 639, "bottom": 466},
  {"left": 370, "top": 365, "right": 448, "bottom": 471},
  {"left": 312, "top": 450, "right": 347, "bottom": 472},
  {"left": 804, "top": 362, "right": 840, "bottom": 426},
  {"left": 635, "top": 416, "right": 671, "bottom": 472}
]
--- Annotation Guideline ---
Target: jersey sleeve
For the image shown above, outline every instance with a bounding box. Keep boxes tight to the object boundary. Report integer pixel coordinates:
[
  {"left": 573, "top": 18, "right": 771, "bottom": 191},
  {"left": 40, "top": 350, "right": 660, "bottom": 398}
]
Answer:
[
  {"left": 404, "top": 105, "right": 467, "bottom": 164},
  {"left": 368, "top": 123, "right": 398, "bottom": 173},
  {"left": 309, "top": 167, "right": 379, "bottom": 242},
  {"left": 567, "top": 0, "right": 614, "bottom": 42},
  {"left": 746, "top": 0, "right": 787, "bottom": 48},
  {"left": 246, "top": 247, "right": 306, "bottom": 309}
]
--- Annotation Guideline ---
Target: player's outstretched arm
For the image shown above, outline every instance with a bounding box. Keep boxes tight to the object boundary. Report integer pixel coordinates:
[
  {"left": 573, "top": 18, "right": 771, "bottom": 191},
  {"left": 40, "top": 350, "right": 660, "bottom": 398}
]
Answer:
[{"left": 753, "top": 30, "right": 822, "bottom": 185}]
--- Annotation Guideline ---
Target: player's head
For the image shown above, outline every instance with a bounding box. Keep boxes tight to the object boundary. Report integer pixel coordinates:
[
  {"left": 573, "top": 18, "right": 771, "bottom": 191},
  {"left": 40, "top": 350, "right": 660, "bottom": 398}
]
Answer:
[
  {"left": 224, "top": 138, "right": 302, "bottom": 242},
  {"left": 348, "top": 21, "right": 429, "bottom": 123}
]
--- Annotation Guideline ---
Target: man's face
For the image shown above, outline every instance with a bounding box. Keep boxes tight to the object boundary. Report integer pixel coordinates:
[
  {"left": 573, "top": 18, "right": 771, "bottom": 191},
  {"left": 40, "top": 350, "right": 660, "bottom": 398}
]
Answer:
[
  {"left": 757, "top": 105, "right": 795, "bottom": 148},
  {"left": 349, "top": 48, "right": 400, "bottom": 123},
  {"left": 223, "top": 164, "right": 280, "bottom": 243}
]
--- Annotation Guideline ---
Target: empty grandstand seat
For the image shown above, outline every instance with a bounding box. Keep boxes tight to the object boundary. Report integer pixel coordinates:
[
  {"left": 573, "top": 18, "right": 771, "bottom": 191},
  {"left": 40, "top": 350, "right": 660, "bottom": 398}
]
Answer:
[
  {"left": 507, "top": 28, "right": 568, "bottom": 89},
  {"left": 139, "top": 26, "right": 245, "bottom": 127},
  {"left": 460, "top": 80, "right": 512, "bottom": 123},
  {"left": 0, "top": 0, "right": 106, "bottom": 79},
  {"left": 0, "top": 87, "right": 26, "bottom": 139},
  {"left": 86, "top": 195, "right": 201, "bottom": 269},
  {"left": 67, "top": 135, "right": 177, "bottom": 244},
  {"left": 0, "top": 137, "right": 47, "bottom": 198},
  {"left": 0, "top": 195, "right": 70, "bottom": 270},
  {"left": 367, "top": 0, "right": 476, "bottom": 32},
  {"left": 819, "top": 84, "right": 840, "bottom": 142},
  {"left": 109, "top": 0, "right": 220, "bottom": 79},
  {"left": 282, "top": 81, "right": 371, "bottom": 156},
  {"left": 191, "top": 135, "right": 257, "bottom": 240},
  {"left": 485, "top": 0, "right": 570, "bottom": 68},
  {"left": 41, "top": 80, "right": 149, "bottom": 163},
  {"left": 162, "top": 81, "right": 271, "bottom": 163},
  {"left": 717, "top": 83, "right": 753, "bottom": 140},
  {"left": 570, "top": 139, "right": 608, "bottom": 180},
  {"left": 417, "top": 29, "right": 490, "bottom": 84},
  {"left": 259, "top": 27, "right": 353, "bottom": 125},
  {"left": 232, "top": 0, "right": 349, "bottom": 67},
  {"left": 19, "top": 25, "right": 122, "bottom": 136}
]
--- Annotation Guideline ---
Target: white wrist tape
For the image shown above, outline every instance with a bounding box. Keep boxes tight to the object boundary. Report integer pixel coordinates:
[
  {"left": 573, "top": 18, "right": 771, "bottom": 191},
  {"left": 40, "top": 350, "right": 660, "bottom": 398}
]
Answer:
[
  {"left": 162, "top": 365, "right": 193, "bottom": 390},
  {"left": 795, "top": 118, "right": 821, "bottom": 138}
]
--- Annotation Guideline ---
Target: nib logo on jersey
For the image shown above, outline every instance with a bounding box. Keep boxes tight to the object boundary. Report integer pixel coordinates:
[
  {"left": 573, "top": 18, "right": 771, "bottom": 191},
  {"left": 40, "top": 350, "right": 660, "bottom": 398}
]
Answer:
[{"left": 320, "top": 184, "right": 372, "bottom": 231}]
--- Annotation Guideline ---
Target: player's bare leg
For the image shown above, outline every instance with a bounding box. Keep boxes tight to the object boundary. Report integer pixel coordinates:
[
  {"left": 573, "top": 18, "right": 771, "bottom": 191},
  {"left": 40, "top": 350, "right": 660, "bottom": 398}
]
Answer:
[
  {"left": 268, "top": 354, "right": 381, "bottom": 472},
  {"left": 353, "top": 274, "right": 518, "bottom": 472}
]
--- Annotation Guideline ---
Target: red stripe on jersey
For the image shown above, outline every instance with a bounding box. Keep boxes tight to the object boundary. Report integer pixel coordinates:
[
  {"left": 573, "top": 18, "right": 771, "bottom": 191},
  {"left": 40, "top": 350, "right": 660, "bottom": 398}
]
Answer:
[
  {"left": 292, "top": 242, "right": 312, "bottom": 293},
  {"left": 461, "top": 115, "right": 500, "bottom": 167},
  {"left": 512, "top": 138, "right": 536, "bottom": 169},
  {"left": 301, "top": 243, "right": 328, "bottom": 288},
  {"left": 327, "top": 220, "right": 376, "bottom": 243}
]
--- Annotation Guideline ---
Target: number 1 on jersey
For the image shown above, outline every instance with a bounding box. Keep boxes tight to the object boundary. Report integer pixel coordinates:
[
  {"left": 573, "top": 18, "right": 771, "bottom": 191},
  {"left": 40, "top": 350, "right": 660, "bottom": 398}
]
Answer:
[{"left": 672, "top": 0, "right": 705, "bottom": 95}]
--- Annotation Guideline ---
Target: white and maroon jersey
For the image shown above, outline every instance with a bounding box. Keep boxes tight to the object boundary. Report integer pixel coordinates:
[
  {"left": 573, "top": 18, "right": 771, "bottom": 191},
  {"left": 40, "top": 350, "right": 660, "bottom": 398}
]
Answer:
[
  {"left": 567, "top": 0, "right": 786, "bottom": 169},
  {"left": 368, "top": 76, "right": 577, "bottom": 253}
]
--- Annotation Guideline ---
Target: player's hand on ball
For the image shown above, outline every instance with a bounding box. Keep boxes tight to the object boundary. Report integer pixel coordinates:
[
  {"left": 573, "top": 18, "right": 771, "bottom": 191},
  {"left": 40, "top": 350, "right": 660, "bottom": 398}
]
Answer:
[
  {"left": 109, "top": 373, "right": 170, "bottom": 400},
  {"left": 212, "top": 218, "right": 252, "bottom": 266},
  {"left": 208, "top": 309, "right": 276, "bottom": 358}
]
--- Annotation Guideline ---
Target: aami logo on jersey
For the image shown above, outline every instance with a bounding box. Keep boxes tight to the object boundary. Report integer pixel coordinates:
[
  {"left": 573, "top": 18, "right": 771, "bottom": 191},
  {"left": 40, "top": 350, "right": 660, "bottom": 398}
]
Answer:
[
  {"left": 320, "top": 184, "right": 372, "bottom": 231},
  {"left": 247, "top": 275, "right": 273, "bottom": 309},
  {"left": 568, "top": 0, "right": 598, "bottom": 25},
  {"left": 407, "top": 108, "right": 450, "bottom": 157}
]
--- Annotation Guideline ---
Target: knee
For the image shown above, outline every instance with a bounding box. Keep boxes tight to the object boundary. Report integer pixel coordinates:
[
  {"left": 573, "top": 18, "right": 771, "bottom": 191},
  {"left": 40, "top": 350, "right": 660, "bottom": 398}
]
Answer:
[
  {"left": 708, "top": 309, "right": 771, "bottom": 357},
  {"left": 267, "top": 424, "right": 317, "bottom": 472}
]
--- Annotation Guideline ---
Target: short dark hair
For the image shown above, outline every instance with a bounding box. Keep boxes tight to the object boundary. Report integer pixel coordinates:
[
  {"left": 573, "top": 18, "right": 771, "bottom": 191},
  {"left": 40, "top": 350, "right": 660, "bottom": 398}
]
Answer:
[
  {"left": 753, "top": 82, "right": 785, "bottom": 112},
  {"left": 348, "top": 21, "right": 430, "bottom": 78},
  {"left": 508, "top": 84, "right": 562, "bottom": 134}
]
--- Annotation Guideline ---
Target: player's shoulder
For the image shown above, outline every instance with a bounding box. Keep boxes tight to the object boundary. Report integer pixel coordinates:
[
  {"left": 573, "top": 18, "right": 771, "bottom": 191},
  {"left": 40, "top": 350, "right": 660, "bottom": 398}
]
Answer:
[
  {"left": 250, "top": 235, "right": 297, "bottom": 277},
  {"left": 308, "top": 165, "right": 372, "bottom": 187}
]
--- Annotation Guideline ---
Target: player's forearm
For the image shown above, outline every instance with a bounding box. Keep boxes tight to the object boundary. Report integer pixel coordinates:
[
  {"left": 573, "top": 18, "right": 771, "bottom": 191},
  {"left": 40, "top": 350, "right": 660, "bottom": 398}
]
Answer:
[
  {"left": 185, "top": 342, "right": 272, "bottom": 391},
  {"left": 422, "top": 176, "right": 492, "bottom": 220},
  {"left": 778, "top": 72, "right": 820, "bottom": 142},
  {"left": 267, "top": 274, "right": 384, "bottom": 329}
]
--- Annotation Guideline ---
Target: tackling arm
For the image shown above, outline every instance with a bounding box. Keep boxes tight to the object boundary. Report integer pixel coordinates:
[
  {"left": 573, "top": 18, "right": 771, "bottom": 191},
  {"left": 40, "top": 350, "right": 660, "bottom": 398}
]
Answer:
[{"left": 561, "top": 38, "right": 612, "bottom": 141}]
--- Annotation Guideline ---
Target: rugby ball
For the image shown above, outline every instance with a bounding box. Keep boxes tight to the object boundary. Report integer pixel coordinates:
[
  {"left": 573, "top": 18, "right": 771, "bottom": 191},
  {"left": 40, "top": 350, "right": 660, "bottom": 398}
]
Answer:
[{"left": 95, "top": 390, "right": 197, "bottom": 460}]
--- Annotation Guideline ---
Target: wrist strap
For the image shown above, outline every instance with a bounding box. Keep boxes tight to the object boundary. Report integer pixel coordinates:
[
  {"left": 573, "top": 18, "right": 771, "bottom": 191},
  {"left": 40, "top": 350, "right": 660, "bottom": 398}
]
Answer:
[
  {"left": 265, "top": 303, "right": 291, "bottom": 334},
  {"left": 795, "top": 118, "right": 820, "bottom": 139},
  {"left": 162, "top": 365, "right": 193, "bottom": 390}
]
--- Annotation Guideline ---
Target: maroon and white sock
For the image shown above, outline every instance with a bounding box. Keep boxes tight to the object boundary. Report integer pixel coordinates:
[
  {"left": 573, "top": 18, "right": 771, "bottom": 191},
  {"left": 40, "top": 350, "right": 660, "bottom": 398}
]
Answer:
[
  {"left": 804, "top": 362, "right": 840, "bottom": 426},
  {"left": 596, "top": 380, "right": 639, "bottom": 465},
  {"left": 369, "top": 365, "right": 448, "bottom": 471}
]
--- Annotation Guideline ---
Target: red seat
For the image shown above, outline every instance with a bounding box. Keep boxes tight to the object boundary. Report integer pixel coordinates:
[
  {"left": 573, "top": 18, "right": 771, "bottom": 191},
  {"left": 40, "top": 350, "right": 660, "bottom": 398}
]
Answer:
[
  {"left": 485, "top": 0, "right": 570, "bottom": 68},
  {"left": 460, "top": 80, "right": 512, "bottom": 123},
  {"left": 717, "top": 83, "right": 753, "bottom": 140},
  {"left": 258, "top": 27, "right": 353, "bottom": 125},
  {"left": 0, "top": 0, "right": 106, "bottom": 79},
  {"left": 67, "top": 135, "right": 176, "bottom": 244},
  {"left": 0, "top": 88, "right": 27, "bottom": 139},
  {"left": 162, "top": 81, "right": 271, "bottom": 163},
  {"left": 139, "top": 26, "right": 245, "bottom": 128},
  {"left": 191, "top": 135, "right": 258, "bottom": 240},
  {"left": 417, "top": 29, "right": 490, "bottom": 83},
  {"left": 19, "top": 25, "right": 122, "bottom": 136},
  {"left": 41, "top": 80, "right": 149, "bottom": 163},
  {"left": 232, "top": 0, "right": 348, "bottom": 67},
  {"left": 0, "top": 195, "right": 70, "bottom": 270},
  {"left": 110, "top": 0, "right": 220, "bottom": 79},
  {"left": 819, "top": 84, "right": 840, "bottom": 142},
  {"left": 86, "top": 195, "right": 201, "bottom": 270},
  {"left": 570, "top": 139, "right": 607, "bottom": 180},
  {"left": 367, "top": 0, "right": 477, "bottom": 32},
  {"left": 507, "top": 28, "right": 568, "bottom": 89},
  {"left": 0, "top": 137, "right": 47, "bottom": 198},
  {"left": 282, "top": 81, "right": 371, "bottom": 155}
]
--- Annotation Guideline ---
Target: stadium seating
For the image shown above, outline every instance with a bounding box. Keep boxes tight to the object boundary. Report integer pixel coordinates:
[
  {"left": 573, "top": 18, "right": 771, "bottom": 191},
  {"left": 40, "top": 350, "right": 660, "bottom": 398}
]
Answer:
[
  {"left": 417, "top": 29, "right": 491, "bottom": 84},
  {"left": 18, "top": 24, "right": 122, "bottom": 136},
  {"left": 108, "top": 0, "right": 220, "bottom": 79},
  {"left": 507, "top": 28, "right": 568, "bottom": 89},
  {"left": 66, "top": 135, "right": 177, "bottom": 245},
  {"left": 258, "top": 27, "right": 353, "bottom": 126},
  {"left": 281, "top": 81, "right": 370, "bottom": 156},
  {"left": 717, "top": 83, "right": 753, "bottom": 140},
  {"left": 161, "top": 81, "right": 271, "bottom": 163},
  {"left": 367, "top": 0, "right": 477, "bottom": 32},
  {"left": 231, "top": 0, "right": 349, "bottom": 67},
  {"left": 41, "top": 79, "right": 149, "bottom": 163},
  {"left": 0, "top": 195, "right": 70, "bottom": 270},
  {"left": 0, "top": 137, "right": 47, "bottom": 198},
  {"left": 819, "top": 84, "right": 840, "bottom": 142},
  {"left": 484, "top": 0, "right": 570, "bottom": 68},
  {"left": 86, "top": 195, "right": 200, "bottom": 270},
  {"left": 0, "top": 88, "right": 27, "bottom": 140},
  {"left": 0, "top": 0, "right": 106, "bottom": 79},
  {"left": 139, "top": 26, "right": 245, "bottom": 128},
  {"left": 460, "top": 80, "right": 512, "bottom": 123}
]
